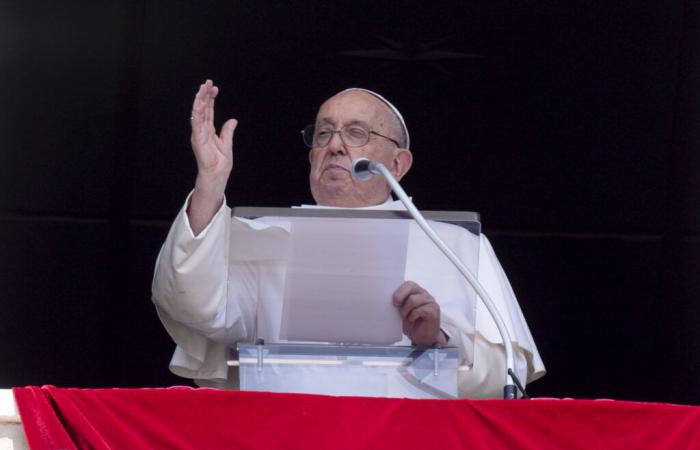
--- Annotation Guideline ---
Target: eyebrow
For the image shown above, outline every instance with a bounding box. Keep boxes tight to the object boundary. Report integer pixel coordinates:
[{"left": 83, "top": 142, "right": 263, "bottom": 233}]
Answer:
[{"left": 317, "top": 118, "right": 372, "bottom": 129}]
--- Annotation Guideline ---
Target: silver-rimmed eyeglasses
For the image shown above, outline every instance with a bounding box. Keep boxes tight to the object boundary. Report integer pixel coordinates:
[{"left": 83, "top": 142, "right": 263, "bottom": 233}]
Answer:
[{"left": 301, "top": 124, "right": 401, "bottom": 148}]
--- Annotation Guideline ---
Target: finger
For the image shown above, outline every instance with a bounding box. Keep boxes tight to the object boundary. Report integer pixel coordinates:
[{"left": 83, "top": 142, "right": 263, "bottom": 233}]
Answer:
[
  {"left": 392, "top": 281, "right": 422, "bottom": 306},
  {"left": 407, "top": 307, "right": 427, "bottom": 325},
  {"left": 399, "top": 293, "right": 434, "bottom": 320},
  {"left": 193, "top": 82, "right": 214, "bottom": 128},
  {"left": 407, "top": 303, "right": 439, "bottom": 324},
  {"left": 203, "top": 83, "right": 215, "bottom": 124},
  {"left": 202, "top": 81, "right": 212, "bottom": 124},
  {"left": 220, "top": 118, "right": 238, "bottom": 155},
  {"left": 207, "top": 85, "right": 218, "bottom": 125},
  {"left": 191, "top": 90, "right": 209, "bottom": 142},
  {"left": 191, "top": 83, "right": 206, "bottom": 124}
]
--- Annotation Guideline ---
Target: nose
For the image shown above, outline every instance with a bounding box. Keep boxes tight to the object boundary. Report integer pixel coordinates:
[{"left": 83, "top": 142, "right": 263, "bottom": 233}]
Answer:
[{"left": 327, "top": 130, "right": 347, "bottom": 155}]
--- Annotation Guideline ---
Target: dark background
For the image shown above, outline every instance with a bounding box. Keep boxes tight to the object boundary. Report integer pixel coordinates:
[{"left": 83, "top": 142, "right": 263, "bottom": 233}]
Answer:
[{"left": 1, "top": 1, "right": 699, "bottom": 404}]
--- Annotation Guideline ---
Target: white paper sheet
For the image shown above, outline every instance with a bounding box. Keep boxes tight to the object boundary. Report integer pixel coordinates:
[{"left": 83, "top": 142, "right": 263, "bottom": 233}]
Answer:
[{"left": 280, "top": 217, "right": 409, "bottom": 345}]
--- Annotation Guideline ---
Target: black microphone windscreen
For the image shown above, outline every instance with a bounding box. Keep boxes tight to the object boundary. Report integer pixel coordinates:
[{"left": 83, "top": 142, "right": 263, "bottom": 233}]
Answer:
[{"left": 351, "top": 158, "right": 373, "bottom": 181}]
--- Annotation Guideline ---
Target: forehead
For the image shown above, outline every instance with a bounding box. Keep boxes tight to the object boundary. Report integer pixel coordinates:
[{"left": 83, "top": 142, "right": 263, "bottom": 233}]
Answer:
[{"left": 315, "top": 91, "right": 391, "bottom": 126}]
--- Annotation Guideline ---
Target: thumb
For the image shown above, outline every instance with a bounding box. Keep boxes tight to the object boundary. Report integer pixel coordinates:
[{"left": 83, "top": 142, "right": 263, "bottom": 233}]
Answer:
[{"left": 221, "top": 118, "right": 238, "bottom": 152}]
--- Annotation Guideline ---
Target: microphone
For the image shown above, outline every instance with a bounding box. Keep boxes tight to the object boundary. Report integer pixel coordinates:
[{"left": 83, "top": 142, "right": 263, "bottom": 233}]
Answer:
[
  {"left": 350, "top": 158, "right": 522, "bottom": 399},
  {"left": 351, "top": 158, "right": 380, "bottom": 181}
]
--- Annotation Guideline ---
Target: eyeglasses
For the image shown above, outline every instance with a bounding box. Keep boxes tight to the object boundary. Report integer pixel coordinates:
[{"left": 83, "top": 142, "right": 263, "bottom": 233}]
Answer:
[{"left": 301, "top": 124, "right": 401, "bottom": 148}]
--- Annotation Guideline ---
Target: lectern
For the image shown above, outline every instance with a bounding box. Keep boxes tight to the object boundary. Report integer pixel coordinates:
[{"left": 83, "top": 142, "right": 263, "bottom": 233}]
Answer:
[
  {"left": 228, "top": 206, "right": 481, "bottom": 399},
  {"left": 234, "top": 343, "right": 459, "bottom": 399}
]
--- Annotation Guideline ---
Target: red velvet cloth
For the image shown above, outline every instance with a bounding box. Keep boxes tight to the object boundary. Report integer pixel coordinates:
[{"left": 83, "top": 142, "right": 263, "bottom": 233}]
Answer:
[{"left": 13, "top": 386, "right": 700, "bottom": 449}]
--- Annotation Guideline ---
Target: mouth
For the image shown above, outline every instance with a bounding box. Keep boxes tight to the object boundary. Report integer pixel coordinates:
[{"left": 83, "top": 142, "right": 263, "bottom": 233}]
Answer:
[{"left": 323, "top": 162, "right": 350, "bottom": 173}]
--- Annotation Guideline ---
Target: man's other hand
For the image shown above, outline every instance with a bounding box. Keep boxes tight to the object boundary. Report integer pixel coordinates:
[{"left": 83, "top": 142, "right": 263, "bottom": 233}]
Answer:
[{"left": 392, "top": 281, "right": 448, "bottom": 348}]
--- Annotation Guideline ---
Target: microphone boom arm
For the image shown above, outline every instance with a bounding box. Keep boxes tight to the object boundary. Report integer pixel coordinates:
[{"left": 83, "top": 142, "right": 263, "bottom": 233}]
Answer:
[{"left": 353, "top": 158, "right": 519, "bottom": 399}]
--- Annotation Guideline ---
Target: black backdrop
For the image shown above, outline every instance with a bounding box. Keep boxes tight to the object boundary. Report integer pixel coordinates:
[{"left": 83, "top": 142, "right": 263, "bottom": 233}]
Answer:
[{"left": 1, "top": 1, "right": 699, "bottom": 404}]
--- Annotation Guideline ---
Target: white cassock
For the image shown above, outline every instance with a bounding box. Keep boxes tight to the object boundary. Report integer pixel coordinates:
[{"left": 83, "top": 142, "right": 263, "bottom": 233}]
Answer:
[{"left": 152, "top": 194, "right": 546, "bottom": 398}]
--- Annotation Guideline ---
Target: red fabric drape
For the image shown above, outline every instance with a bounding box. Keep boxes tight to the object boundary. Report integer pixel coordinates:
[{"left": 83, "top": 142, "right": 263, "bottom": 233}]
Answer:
[{"left": 13, "top": 386, "right": 700, "bottom": 450}]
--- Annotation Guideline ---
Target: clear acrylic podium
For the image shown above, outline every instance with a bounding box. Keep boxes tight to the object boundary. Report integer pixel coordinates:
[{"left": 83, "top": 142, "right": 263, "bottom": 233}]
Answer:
[
  {"left": 228, "top": 206, "right": 481, "bottom": 399},
  {"left": 232, "top": 342, "right": 460, "bottom": 399}
]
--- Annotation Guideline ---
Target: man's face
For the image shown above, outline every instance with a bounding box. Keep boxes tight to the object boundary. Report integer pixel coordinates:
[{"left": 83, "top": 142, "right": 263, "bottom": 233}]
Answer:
[{"left": 308, "top": 91, "right": 412, "bottom": 207}]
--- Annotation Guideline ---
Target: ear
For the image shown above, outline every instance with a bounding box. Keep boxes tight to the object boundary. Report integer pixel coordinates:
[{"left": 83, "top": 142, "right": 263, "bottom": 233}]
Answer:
[
  {"left": 391, "top": 148, "right": 413, "bottom": 181},
  {"left": 308, "top": 148, "right": 314, "bottom": 165}
]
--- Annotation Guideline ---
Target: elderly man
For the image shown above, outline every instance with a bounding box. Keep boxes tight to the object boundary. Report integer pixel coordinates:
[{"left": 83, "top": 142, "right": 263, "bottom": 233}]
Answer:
[{"left": 152, "top": 80, "right": 545, "bottom": 398}]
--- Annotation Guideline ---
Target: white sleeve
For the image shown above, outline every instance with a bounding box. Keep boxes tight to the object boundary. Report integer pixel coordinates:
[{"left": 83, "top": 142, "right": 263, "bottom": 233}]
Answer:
[
  {"left": 152, "top": 192, "right": 231, "bottom": 323},
  {"left": 439, "top": 232, "right": 545, "bottom": 397},
  {"left": 441, "top": 310, "right": 528, "bottom": 398},
  {"left": 457, "top": 334, "right": 529, "bottom": 399},
  {"left": 473, "top": 234, "right": 546, "bottom": 385},
  {"left": 151, "top": 192, "right": 245, "bottom": 382}
]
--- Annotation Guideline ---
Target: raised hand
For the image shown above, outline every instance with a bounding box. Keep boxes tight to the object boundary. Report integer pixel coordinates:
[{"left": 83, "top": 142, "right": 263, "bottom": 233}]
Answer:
[
  {"left": 187, "top": 80, "right": 238, "bottom": 234},
  {"left": 392, "top": 281, "right": 448, "bottom": 348}
]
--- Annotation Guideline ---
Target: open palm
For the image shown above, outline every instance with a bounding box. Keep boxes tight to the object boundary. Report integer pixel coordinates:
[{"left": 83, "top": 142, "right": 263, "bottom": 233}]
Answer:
[{"left": 190, "top": 80, "right": 238, "bottom": 193}]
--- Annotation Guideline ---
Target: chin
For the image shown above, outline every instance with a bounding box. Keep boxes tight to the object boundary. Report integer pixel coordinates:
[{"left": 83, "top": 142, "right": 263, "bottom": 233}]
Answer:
[
  {"left": 312, "top": 181, "right": 349, "bottom": 204},
  {"left": 313, "top": 189, "right": 358, "bottom": 207}
]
